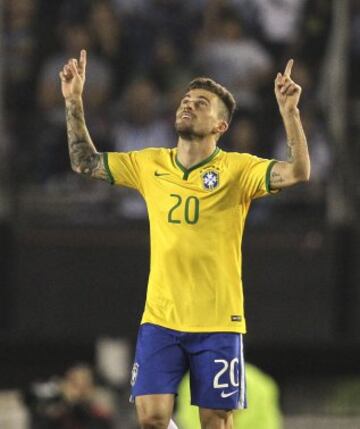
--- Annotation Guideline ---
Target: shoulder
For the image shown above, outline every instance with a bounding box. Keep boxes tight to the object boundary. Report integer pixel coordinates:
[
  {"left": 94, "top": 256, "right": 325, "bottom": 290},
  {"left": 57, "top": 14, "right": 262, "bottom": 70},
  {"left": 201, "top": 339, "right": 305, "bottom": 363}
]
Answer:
[
  {"left": 107, "top": 147, "right": 172, "bottom": 164},
  {"left": 141, "top": 147, "right": 173, "bottom": 155},
  {"left": 110, "top": 147, "right": 171, "bottom": 158},
  {"left": 222, "top": 152, "right": 274, "bottom": 180},
  {"left": 133, "top": 147, "right": 172, "bottom": 161},
  {"left": 222, "top": 151, "right": 257, "bottom": 167}
]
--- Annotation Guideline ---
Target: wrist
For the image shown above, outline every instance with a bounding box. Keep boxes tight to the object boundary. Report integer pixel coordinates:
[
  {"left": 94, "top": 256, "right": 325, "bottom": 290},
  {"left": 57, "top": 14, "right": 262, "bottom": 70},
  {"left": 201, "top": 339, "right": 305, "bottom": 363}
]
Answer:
[
  {"left": 65, "top": 95, "right": 83, "bottom": 103},
  {"left": 280, "top": 107, "right": 300, "bottom": 118}
]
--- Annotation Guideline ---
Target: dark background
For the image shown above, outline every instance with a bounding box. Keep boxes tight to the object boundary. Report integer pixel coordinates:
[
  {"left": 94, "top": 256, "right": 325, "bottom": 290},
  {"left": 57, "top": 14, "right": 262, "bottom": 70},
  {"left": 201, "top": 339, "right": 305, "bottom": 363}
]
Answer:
[{"left": 0, "top": 0, "right": 360, "bottom": 421}]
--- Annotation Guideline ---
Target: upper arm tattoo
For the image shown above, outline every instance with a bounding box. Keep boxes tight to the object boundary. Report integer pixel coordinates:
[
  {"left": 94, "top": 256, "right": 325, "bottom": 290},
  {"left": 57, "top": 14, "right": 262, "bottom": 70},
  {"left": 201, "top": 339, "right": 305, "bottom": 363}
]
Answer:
[
  {"left": 270, "top": 167, "right": 285, "bottom": 186},
  {"left": 269, "top": 158, "right": 299, "bottom": 190},
  {"left": 65, "top": 98, "right": 108, "bottom": 181},
  {"left": 269, "top": 138, "right": 297, "bottom": 189}
]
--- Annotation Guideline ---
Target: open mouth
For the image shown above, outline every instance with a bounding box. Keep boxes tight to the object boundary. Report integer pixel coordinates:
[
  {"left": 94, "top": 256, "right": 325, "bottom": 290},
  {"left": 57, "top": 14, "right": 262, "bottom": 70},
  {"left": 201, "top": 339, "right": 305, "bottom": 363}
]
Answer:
[{"left": 181, "top": 111, "right": 194, "bottom": 120}]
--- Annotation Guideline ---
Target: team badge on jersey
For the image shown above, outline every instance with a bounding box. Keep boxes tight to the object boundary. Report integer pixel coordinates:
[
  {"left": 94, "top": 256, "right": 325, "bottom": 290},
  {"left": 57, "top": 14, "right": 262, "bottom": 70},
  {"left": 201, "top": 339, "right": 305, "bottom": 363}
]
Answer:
[{"left": 201, "top": 170, "right": 220, "bottom": 191}]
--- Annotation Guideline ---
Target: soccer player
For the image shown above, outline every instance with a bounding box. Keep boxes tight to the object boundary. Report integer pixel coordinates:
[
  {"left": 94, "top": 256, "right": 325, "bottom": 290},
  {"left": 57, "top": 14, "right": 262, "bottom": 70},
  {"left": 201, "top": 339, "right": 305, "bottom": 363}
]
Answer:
[{"left": 60, "top": 50, "right": 310, "bottom": 429}]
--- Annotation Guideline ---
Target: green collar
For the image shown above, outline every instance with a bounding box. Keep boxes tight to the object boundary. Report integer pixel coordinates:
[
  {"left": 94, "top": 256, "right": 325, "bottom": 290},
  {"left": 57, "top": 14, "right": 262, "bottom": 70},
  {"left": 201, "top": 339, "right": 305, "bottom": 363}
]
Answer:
[{"left": 175, "top": 146, "right": 220, "bottom": 180}]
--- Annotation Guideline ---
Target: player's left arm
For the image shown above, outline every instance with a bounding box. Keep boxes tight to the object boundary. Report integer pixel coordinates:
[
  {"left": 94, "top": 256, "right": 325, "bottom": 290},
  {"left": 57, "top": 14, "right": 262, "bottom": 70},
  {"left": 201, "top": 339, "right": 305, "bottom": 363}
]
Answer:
[{"left": 269, "top": 59, "right": 311, "bottom": 190}]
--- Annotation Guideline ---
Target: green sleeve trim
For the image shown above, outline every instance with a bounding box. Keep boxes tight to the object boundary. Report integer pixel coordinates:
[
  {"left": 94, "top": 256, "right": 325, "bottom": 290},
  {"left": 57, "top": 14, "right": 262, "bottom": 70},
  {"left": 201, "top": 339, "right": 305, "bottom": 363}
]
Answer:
[
  {"left": 103, "top": 152, "right": 115, "bottom": 185},
  {"left": 265, "top": 160, "right": 278, "bottom": 193}
]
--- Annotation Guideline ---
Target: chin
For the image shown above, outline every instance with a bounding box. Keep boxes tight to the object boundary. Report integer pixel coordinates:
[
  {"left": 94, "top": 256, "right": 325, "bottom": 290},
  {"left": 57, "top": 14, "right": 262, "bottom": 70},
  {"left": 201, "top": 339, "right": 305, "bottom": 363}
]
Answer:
[
  {"left": 175, "top": 121, "right": 203, "bottom": 140},
  {"left": 176, "top": 121, "right": 192, "bottom": 137}
]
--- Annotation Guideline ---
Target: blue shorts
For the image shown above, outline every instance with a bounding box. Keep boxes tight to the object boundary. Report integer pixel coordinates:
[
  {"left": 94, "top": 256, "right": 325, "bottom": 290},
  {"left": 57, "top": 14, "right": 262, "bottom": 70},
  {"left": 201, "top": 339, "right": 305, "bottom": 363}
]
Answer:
[{"left": 130, "top": 323, "right": 247, "bottom": 410}]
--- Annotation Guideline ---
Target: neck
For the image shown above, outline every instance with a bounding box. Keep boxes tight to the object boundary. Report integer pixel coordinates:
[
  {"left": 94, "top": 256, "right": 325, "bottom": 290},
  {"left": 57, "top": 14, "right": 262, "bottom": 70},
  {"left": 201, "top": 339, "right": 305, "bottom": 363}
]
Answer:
[{"left": 176, "top": 136, "right": 217, "bottom": 169}]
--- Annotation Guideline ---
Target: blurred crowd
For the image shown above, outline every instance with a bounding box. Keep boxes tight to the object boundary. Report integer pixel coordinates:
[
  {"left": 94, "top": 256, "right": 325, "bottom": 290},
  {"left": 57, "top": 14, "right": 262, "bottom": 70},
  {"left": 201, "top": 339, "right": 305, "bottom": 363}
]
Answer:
[
  {"left": 25, "top": 364, "right": 118, "bottom": 429},
  {"left": 2, "top": 0, "right": 357, "bottom": 221},
  {"left": 22, "top": 362, "right": 283, "bottom": 429}
]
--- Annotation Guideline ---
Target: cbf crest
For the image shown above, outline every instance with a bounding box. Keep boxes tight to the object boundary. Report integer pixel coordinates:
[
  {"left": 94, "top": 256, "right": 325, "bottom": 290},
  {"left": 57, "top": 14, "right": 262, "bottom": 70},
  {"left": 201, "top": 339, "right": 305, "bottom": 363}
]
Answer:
[{"left": 201, "top": 169, "right": 220, "bottom": 191}]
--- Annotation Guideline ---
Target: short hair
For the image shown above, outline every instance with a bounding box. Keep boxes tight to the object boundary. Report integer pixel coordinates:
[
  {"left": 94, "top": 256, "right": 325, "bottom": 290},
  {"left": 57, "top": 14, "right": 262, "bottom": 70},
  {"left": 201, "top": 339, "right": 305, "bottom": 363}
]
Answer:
[{"left": 187, "top": 77, "right": 236, "bottom": 124}]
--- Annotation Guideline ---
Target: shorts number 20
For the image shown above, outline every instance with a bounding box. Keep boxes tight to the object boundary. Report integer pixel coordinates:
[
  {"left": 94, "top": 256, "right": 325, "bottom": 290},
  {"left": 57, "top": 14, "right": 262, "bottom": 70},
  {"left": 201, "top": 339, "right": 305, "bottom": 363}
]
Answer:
[{"left": 213, "top": 358, "right": 239, "bottom": 388}]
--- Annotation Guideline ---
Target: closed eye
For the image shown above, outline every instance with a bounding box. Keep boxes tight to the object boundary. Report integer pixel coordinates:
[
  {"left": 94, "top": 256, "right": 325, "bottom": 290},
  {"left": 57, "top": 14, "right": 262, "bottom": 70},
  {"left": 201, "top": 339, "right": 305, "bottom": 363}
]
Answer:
[{"left": 180, "top": 95, "right": 210, "bottom": 107}]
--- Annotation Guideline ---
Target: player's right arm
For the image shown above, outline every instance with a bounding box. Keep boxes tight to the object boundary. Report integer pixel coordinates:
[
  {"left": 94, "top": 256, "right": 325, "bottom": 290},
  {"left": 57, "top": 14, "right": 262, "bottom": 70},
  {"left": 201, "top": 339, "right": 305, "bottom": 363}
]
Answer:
[{"left": 59, "top": 50, "right": 108, "bottom": 181}]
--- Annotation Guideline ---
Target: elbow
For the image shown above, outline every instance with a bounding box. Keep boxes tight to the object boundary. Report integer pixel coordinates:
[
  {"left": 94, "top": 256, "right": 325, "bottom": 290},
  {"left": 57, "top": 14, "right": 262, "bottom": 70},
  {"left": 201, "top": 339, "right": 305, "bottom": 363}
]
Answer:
[
  {"left": 303, "top": 164, "right": 311, "bottom": 182},
  {"left": 70, "top": 162, "right": 92, "bottom": 176},
  {"left": 292, "top": 165, "right": 311, "bottom": 183},
  {"left": 70, "top": 162, "right": 82, "bottom": 175},
  {"left": 70, "top": 163, "right": 79, "bottom": 173},
  {"left": 296, "top": 168, "right": 311, "bottom": 183}
]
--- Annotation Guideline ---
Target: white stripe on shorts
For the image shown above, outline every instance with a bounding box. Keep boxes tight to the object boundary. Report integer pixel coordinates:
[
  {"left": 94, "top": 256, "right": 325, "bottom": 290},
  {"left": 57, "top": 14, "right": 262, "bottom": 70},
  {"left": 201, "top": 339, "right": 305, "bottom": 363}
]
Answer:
[{"left": 238, "top": 333, "right": 246, "bottom": 409}]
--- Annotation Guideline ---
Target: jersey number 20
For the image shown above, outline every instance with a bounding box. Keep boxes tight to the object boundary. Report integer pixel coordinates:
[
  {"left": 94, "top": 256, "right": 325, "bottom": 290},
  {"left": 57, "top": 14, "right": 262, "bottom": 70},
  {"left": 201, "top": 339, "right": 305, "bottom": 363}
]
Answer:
[{"left": 168, "top": 194, "right": 200, "bottom": 224}]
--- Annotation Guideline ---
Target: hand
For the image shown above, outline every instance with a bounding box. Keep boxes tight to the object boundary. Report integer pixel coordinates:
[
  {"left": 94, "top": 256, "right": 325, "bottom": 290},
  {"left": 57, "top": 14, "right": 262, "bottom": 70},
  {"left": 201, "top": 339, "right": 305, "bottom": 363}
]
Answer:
[
  {"left": 274, "top": 59, "right": 302, "bottom": 115},
  {"left": 59, "top": 49, "right": 87, "bottom": 100}
]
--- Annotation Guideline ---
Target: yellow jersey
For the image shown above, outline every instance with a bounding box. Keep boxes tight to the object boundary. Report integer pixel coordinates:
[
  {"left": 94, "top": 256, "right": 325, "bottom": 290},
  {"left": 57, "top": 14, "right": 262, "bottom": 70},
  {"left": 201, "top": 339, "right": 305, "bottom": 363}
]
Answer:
[{"left": 105, "top": 147, "right": 275, "bottom": 333}]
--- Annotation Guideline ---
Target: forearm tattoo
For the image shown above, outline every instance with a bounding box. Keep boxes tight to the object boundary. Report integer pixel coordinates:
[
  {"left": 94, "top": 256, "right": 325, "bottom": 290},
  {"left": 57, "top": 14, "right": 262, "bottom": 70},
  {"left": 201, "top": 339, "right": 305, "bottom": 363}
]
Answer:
[
  {"left": 65, "top": 98, "right": 106, "bottom": 179},
  {"left": 287, "top": 139, "right": 295, "bottom": 163}
]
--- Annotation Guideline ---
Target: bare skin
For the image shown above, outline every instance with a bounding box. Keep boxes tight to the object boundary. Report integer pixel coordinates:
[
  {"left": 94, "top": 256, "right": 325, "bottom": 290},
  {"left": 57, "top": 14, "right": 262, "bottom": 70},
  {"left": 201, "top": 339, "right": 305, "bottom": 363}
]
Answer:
[
  {"left": 270, "top": 59, "right": 311, "bottom": 188},
  {"left": 135, "top": 395, "right": 175, "bottom": 429},
  {"left": 59, "top": 50, "right": 107, "bottom": 181},
  {"left": 174, "top": 89, "right": 228, "bottom": 169},
  {"left": 60, "top": 51, "right": 309, "bottom": 189},
  {"left": 199, "top": 408, "right": 234, "bottom": 429},
  {"left": 60, "top": 51, "right": 310, "bottom": 429}
]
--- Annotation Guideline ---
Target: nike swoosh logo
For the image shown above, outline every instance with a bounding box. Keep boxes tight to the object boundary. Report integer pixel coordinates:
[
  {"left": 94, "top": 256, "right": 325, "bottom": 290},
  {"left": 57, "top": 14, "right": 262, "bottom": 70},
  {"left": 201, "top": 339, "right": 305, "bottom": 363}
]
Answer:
[
  {"left": 154, "top": 171, "right": 170, "bottom": 177},
  {"left": 221, "top": 390, "right": 238, "bottom": 398}
]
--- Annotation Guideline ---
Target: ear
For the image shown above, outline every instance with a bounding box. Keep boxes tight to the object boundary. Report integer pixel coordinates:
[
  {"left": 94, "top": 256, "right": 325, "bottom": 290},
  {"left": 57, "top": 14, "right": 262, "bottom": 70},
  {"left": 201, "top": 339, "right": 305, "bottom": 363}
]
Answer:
[{"left": 216, "top": 120, "right": 228, "bottom": 135}]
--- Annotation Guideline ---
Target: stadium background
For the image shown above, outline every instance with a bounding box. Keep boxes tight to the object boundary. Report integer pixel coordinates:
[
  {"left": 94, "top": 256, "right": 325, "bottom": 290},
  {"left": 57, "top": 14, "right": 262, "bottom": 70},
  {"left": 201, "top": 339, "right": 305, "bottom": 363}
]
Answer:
[{"left": 0, "top": 0, "right": 359, "bottom": 427}]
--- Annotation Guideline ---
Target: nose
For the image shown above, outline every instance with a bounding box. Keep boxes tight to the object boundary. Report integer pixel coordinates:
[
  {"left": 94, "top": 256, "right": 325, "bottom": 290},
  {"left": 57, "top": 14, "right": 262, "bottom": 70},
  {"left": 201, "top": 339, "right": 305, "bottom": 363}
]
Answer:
[{"left": 183, "top": 99, "right": 194, "bottom": 111}]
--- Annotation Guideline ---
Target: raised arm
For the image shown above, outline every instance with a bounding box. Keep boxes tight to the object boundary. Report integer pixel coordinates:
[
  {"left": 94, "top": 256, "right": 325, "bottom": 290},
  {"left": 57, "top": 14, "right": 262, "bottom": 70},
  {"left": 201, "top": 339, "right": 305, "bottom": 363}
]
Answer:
[
  {"left": 269, "top": 59, "right": 311, "bottom": 190},
  {"left": 59, "top": 50, "right": 108, "bottom": 181}
]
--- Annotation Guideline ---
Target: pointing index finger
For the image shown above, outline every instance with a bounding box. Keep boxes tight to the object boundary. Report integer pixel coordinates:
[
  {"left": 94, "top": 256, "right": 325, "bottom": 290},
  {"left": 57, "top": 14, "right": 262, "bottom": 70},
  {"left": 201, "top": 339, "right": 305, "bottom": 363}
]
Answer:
[
  {"left": 284, "top": 59, "right": 294, "bottom": 77},
  {"left": 79, "top": 49, "right": 87, "bottom": 73}
]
